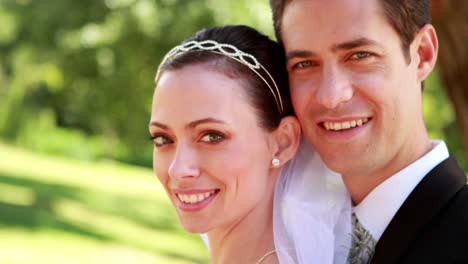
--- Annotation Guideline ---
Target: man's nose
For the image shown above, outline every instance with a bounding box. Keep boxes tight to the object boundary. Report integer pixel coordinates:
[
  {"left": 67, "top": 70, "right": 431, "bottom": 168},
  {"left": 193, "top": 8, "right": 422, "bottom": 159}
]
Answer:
[
  {"left": 168, "top": 145, "right": 200, "bottom": 180},
  {"left": 314, "top": 65, "right": 353, "bottom": 109}
]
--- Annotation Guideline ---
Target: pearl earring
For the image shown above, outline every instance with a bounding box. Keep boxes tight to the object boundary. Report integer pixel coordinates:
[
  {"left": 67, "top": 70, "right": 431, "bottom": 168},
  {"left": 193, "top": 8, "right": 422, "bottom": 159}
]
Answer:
[{"left": 271, "top": 158, "right": 280, "bottom": 167}]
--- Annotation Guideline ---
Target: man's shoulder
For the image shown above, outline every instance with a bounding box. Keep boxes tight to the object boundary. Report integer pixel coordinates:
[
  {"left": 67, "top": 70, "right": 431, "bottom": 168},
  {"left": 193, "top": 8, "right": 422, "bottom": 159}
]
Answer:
[
  {"left": 410, "top": 155, "right": 468, "bottom": 233},
  {"left": 398, "top": 161, "right": 468, "bottom": 263},
  {"left": 397, "top": 184, "right": 468, "bottom": 263},
  {"left": 371, "top": 157, "right": 468, "bottom": 263},
  {"left": 435, "top": 183, "right": 468, "bottom": 224}
]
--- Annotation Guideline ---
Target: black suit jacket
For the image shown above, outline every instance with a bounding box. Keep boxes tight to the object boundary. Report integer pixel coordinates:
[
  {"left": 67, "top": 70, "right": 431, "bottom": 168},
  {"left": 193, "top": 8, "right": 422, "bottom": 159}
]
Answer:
[{"left": 371, "top": 156, "right": 468, "bottom": 264}]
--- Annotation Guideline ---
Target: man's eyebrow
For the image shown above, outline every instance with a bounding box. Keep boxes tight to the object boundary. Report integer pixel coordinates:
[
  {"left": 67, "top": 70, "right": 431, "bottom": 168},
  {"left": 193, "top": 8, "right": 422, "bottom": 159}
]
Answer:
[
  {"left": 186, "top": 118, "right": 226, "bottom": 129},
  {"left": 332, "top": 37, "right": 382, "bottom": 51},
  {"left": 286, "top": 50, "right": 317, "bottom": 62},
  {"left": 286, "top": 38, "right": 383, "bottom": 62}
]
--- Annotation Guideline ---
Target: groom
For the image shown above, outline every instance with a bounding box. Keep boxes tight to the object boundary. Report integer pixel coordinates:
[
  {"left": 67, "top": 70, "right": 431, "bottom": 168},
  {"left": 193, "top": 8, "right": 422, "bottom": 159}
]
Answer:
[{"left": 270, "top": 0, "right": 468, "bottom": 263}]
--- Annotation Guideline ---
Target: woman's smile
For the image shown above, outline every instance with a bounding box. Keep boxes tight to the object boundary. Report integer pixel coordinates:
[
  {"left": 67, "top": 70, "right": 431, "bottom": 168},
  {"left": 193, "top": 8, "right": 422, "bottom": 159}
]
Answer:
[{"left": 174, "top": 189, "right": 220, "bottom": 212}]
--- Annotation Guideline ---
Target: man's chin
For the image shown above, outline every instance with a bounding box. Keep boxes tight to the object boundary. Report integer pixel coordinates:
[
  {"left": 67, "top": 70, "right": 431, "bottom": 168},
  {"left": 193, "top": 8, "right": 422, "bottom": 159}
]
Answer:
[{"left": 316, "top": 150, "right": 365, "bottom": 175}]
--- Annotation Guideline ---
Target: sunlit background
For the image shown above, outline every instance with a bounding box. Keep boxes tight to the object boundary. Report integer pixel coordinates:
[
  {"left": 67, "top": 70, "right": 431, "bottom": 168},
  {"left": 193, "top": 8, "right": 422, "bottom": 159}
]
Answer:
[{"left": 0, "top": 0, "right": 466, "bottom": 263}]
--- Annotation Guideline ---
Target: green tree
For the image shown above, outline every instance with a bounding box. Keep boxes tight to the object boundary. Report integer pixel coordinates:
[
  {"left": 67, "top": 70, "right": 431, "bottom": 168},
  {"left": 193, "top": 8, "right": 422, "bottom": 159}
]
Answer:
[{"left": 0, "top": 0, "right": 269, "bottom": 165}]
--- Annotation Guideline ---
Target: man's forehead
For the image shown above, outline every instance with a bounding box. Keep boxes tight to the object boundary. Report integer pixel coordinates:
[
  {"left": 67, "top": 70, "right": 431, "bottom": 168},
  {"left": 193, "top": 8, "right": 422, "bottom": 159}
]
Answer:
[
  {"left": 281, "top": 0, "right": 390, "bottom": 51},
  {"left": 283, "top": 0, "right": 382, "bottom": 11},
  {"left": 281, "top": 0, "right": 384, "bottom": 29}
]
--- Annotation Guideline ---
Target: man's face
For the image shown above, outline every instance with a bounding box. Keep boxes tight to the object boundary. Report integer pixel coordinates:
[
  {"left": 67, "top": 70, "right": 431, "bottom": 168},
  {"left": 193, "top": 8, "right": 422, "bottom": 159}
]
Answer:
[{"left": 281, "top": 0, "right": 426, "bottom": 178}]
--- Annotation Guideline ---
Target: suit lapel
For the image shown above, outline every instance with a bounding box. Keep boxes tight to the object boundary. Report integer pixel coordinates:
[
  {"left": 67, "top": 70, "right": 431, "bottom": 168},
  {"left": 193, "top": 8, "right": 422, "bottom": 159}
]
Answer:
[{"left": 371, "top": 156, "right": 467, "bottom": 264}]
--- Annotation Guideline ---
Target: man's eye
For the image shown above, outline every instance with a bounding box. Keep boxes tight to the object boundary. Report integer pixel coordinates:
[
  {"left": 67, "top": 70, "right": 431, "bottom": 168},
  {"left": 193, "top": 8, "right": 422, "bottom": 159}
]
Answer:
[
  {"left": 151, "top": 135, "right": 173, "bottom": 147},
  {"left": 294, "top": 60, "right": 313, "bottom": 69},
  {"left": 350, "top": 51, "right": 371, "bottom": 60},
  {"left": 200, "top": 132, "right": 224, "bottom": 144}
]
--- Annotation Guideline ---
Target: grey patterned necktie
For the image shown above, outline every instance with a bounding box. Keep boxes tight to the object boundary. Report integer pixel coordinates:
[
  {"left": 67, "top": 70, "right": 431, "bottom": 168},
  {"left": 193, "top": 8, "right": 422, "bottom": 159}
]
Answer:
[{"left": 347, "top": 212, "right": 377, "bottom": 264}]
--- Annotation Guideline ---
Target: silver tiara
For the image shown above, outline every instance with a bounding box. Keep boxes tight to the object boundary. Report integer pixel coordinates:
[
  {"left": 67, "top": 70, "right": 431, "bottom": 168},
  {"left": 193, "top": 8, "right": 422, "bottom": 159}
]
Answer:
[{"left": 155, "top": 40, "right": 284, "bottom": 115}]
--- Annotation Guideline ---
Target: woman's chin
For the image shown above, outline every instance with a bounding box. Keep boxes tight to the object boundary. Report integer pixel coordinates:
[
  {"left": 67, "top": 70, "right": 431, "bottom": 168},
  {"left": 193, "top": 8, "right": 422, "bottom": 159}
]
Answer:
[
  {"left": 177, "top": 216, "right": 212, "bottom": 234},
  {"left": 181, "top": 222, "right": 211, "bottom": 234}
]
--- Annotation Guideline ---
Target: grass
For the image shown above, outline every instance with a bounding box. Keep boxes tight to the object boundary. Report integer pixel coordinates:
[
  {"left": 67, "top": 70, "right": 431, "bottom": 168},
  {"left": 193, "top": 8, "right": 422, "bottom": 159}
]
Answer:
[{"left": 0, "top": 142, "right": 209, "bottom": 264}]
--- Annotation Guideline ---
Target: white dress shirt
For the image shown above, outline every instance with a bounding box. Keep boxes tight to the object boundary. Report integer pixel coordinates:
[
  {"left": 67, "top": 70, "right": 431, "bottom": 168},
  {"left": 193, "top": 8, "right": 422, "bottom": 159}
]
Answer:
[{"left": 353, "top": 140, "right": 450, "bottom": 242}]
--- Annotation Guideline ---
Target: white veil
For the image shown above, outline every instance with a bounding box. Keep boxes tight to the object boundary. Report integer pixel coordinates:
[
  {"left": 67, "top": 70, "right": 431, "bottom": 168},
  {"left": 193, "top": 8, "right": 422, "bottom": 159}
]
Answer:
[{"left": 273, "top": 138, "right": 352, "bottom": 264}]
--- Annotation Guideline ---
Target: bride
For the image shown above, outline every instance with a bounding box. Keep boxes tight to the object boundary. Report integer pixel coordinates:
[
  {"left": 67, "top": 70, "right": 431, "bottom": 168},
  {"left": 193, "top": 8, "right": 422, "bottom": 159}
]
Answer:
[{"left": 149, "top": 25, "right": 351, "bottom": 263}]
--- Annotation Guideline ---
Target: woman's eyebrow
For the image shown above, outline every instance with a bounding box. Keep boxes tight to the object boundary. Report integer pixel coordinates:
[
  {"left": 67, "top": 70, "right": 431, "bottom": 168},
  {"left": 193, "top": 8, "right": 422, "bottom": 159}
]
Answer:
[
  {"left": 186, "top": 118, "right": 226, "bottom": 129},
  {"left": 149, "top": 118, "right": 226, "bottom": 130},
  {"left": 149, "top": 121, "right": 169, "bottom": 130}
]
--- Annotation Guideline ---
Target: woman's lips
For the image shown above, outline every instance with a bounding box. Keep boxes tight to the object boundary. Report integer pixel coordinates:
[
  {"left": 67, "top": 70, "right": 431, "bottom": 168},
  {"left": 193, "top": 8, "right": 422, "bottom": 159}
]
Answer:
[
  {"left": 174, "top": 189, "right": 220, "bottom": 212},
  {"left": 176, "top": 190, "right": 217, "bottom": 204}
]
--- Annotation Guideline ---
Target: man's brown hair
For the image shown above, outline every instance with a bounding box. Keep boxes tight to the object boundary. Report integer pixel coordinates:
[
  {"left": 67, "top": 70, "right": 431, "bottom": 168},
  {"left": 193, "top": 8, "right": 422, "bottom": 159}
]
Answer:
[{"left": 270, "top": 0, "right": 431, "bottom": 61}]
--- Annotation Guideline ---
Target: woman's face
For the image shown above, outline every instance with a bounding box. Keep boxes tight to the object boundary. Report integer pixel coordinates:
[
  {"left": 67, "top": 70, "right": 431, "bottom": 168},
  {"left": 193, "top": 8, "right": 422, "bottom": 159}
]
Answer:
[{"left": 149, "top": 64, "right": 277, "bottom": 233}]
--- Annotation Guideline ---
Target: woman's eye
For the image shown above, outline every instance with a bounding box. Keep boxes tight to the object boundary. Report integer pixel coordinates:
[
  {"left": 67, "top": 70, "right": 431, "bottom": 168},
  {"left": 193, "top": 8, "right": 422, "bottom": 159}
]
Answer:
[
  {"left": 151, "top": 135, "right": 173, "bottom": 147},
  {"left": 200, "top": 132, "right": 224, "bottom": 144},
  {"left": 350, "top": 51, "right": 371, "bottom": 60}
]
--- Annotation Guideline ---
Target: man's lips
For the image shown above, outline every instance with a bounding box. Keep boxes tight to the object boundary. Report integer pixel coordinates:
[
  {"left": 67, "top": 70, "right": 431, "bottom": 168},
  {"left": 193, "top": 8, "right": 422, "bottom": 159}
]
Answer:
[{"left": 321, "top": 117, "right": 371, "bottom": 131}]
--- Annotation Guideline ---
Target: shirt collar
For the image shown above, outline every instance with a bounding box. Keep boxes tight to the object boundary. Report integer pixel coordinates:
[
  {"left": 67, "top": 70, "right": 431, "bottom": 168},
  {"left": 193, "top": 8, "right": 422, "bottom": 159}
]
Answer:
[{"left": 353, "top": 140, "right": 449, "bottom": 242}]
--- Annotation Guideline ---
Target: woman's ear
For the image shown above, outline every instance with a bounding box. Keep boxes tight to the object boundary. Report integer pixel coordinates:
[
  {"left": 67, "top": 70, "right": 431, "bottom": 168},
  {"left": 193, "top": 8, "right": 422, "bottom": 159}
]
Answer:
[{"left": 270, "top": 116, "right": 301, "bottom": 168}]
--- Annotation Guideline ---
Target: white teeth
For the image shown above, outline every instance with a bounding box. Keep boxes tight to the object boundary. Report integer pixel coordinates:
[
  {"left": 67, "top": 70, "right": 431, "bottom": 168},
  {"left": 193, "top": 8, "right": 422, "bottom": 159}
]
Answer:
[
  {"left": 323, "top": 118, "right": 370, "bottom": 131},
  {"left": 189, "top": 195, "right": 196, "bottom": 203},
  {"left": 177, "top": 191, "right": 216, "bottom": 204}
]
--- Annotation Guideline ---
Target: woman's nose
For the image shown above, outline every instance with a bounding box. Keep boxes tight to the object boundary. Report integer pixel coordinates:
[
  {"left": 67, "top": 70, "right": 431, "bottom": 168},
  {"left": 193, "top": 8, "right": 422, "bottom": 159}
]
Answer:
[{"left": 168, "top": 145, "right": 201, "bottom": 180}]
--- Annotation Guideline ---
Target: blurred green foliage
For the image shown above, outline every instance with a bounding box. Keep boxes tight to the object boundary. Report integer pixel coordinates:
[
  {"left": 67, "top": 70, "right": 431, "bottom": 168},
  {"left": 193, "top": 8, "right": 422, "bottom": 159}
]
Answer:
[
  {"left": 0, "top": 142, "right": 209, "bottom": 263},
  {"left": 0, "top": 0, "right": 465, "bottom": 171},
  {"left": 0, "top": 0, "right": 272, "bottom": 167},
  {"left": 424, "top": 72, "right": 466, "bottom": 171}
]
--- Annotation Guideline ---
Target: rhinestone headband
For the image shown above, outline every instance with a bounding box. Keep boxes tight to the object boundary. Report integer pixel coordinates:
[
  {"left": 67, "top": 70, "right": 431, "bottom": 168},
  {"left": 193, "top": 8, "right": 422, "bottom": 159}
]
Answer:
[{"left": 155, "top": 40, "right": 284, "bottom": 115}]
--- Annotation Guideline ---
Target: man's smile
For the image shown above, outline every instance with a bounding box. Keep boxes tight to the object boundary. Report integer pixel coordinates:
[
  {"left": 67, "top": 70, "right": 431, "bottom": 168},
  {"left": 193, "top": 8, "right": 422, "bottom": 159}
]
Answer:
[{"left": 322, "top": 117, "right": 370, "bottom": 131}]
